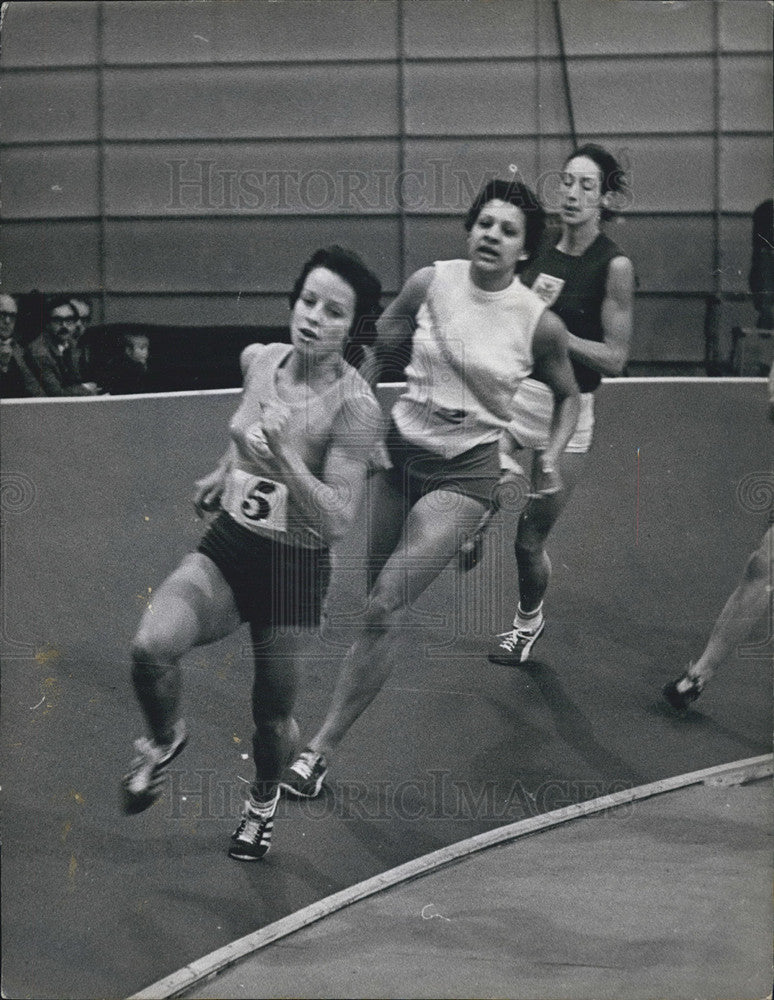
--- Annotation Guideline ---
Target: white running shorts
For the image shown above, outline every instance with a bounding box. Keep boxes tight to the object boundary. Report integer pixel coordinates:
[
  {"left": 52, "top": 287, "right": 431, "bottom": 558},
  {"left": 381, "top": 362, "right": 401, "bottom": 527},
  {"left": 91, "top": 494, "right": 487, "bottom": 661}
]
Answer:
[{"left": 503, "top": 377, "right": 595, "bottom": 455}]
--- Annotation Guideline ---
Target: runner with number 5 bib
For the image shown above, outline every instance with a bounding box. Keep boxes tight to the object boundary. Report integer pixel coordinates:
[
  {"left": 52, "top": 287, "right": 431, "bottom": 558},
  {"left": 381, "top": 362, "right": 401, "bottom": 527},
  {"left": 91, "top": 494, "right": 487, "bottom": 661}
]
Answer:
[{"left": 120, "top": 246, "right": 384, "bottom": 862}]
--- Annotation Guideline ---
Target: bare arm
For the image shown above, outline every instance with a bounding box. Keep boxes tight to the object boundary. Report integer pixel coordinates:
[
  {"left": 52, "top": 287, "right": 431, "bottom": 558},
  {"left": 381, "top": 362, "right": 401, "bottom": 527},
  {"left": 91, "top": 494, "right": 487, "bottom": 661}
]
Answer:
[
  {"left": 263, "top": 394, "right": 383, "bottom": 544},
  {"left": 373, "top": 267, "right": 434, "bottom": 378},
  {"left": 193, "top": 442, "right": 237, "bottom": 516},
  {"left": 566, "top": 256, "right": 634, "bottom": 377},
  {"left": 531, "top": 310, "right": 581, "bottom": 493}
]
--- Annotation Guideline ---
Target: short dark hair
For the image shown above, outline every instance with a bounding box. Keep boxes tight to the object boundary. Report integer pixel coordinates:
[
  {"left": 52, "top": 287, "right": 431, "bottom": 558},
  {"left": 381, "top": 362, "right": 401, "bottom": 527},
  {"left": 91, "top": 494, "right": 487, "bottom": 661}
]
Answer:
[
  {"left": 565, "top": 144, "right": 628, "bottom": 219},
  {"left": 464, "top": 179, "right": 545, "bottom": 263},
  {"left": 289, "top": 245, "right": 383, "bottom": 346}
]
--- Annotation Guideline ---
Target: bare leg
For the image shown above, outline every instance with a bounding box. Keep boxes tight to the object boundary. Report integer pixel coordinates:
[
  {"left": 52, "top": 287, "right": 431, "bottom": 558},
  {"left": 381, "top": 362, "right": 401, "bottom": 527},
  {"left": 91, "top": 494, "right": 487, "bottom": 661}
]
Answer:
[
  {"left": 514, "top": 451, "right": 587, "bottom": 615},
  {"left": 690, "top": 526, "right": 773, "bottom": 683},
  {"left": 249, "top": 627, "right": 302, "bottom": 799},
  {"left": 308, "top": 490, "right": 487, "bottom": 759},
  {"left": 131, "top": 552, "right": 242, "bottom": 744}
]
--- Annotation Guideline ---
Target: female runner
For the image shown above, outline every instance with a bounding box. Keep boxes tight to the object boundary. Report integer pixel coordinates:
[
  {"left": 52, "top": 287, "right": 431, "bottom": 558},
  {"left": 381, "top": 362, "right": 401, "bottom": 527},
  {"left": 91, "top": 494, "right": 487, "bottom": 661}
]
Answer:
[
  {"left": 120, "top": 245, "right": 383, "bottom": 861},
  {"left": 487, "top": 144, "right": 635, "bottom": 665},
  {"left": 282, "top": 179, "right": 580, "bottom": 798}
]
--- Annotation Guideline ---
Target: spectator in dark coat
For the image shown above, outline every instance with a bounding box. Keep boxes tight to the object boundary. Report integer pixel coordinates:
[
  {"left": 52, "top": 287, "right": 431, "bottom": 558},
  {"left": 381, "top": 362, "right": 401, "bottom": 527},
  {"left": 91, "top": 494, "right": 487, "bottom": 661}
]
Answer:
[
  {"left": 24, "top": 296, "right": 101, "bottom": 396},
  {"left": 0, "top": 293, "right": 44, "bottom": 398},
  {"left": 69, "top": 297, "right": 95, "bottom": 381}
]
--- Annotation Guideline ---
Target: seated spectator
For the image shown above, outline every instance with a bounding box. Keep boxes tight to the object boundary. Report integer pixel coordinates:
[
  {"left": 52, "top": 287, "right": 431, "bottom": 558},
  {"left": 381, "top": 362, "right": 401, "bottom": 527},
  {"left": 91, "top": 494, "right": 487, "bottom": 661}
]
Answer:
[
  {"left": 24, "top": 295, "right": 102, "bottom": 396},
  {"left": 0, "top": 293, "right": 19, "bottom": 347},
  {"left": 0, "top": 293, "right": 44, "bottom": 398},
  {"left": 69, "top": 296, "right": 95, "bottom": 381},
  {"left": 14, "top": 289, "right": 45, "bottom": 348},
  {"left": 101, "top": 332, "right": 152, "bottom": 395}
]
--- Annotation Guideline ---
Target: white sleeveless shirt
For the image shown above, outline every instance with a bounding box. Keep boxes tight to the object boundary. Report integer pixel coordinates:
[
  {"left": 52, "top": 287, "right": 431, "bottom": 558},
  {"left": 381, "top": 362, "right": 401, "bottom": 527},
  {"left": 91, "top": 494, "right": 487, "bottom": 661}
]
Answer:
[{"left": 392, "top": 259, "right": 546, "bottom": 458}]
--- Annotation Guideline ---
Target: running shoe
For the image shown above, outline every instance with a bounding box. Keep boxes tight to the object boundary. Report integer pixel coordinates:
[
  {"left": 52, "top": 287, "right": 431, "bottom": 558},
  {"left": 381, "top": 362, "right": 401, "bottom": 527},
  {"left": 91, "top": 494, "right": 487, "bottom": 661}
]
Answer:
[
  {"left": 228, "top": 790, "right": 279, "bottom": 862},
  {"left": 488, "top": 620, "right": 545, "bottom": 666},
  {"left": 121, "top": 720, "right": 188, "bottom": 815},
  {"left": 280, "top": 748, "right": 328, "bottom": 799},
  {"left": 662, "top": 670, "right": 705, "bottom": 711}
]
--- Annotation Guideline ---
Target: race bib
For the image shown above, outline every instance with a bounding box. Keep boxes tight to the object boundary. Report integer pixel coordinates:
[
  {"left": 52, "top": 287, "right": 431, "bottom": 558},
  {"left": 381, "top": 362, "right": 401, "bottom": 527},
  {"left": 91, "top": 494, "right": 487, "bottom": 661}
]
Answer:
[
  {"left": 531, "top": 273, "right": 565, "bottom": 308},
  {"left": 222, "top": 468, "right": 288, "bottom": 536}
]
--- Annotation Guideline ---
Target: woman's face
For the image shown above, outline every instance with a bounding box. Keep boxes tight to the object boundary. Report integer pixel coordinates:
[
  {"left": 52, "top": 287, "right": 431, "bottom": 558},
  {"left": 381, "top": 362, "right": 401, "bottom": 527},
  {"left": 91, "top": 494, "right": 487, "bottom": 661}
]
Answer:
[
  {"left": 290, "top": 266, "right": 356, "bottom": 358},
  {"left": 467, "top": 199, "right": 528, "bottom": 277},
  {"left": 559, "top": 155, "right": 605, "bottom": 226}
]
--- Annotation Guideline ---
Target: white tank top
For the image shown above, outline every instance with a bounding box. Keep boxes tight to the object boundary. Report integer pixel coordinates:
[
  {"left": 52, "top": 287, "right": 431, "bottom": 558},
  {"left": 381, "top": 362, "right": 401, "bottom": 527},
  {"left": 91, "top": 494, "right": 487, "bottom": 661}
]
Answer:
[{"left": 393, "top": 259, "right": 546, "bottom": 458}]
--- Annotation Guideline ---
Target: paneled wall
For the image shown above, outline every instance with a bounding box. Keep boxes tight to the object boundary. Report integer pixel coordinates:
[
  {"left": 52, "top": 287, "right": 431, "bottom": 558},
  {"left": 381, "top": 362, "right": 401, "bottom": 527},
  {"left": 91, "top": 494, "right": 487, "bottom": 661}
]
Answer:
[{"left": 1, "top": 0, "right": 771, "bottom": 366}]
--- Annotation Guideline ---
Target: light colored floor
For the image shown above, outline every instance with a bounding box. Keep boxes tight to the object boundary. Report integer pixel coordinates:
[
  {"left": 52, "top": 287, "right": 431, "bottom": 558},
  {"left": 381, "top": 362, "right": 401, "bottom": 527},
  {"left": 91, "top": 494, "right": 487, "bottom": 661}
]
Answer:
[{"left": 185, "top": 778, "right": 773, "bottom": 1000}]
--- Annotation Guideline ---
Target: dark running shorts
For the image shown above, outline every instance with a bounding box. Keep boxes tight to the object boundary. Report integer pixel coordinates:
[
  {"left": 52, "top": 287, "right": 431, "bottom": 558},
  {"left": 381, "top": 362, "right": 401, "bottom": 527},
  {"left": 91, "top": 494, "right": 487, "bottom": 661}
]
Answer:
[
  {"left": 197, "top": 512, "right": 331, "bottom": 630},
  {"left": 385, "top": 420, "right": 500, "bottom": 510}
]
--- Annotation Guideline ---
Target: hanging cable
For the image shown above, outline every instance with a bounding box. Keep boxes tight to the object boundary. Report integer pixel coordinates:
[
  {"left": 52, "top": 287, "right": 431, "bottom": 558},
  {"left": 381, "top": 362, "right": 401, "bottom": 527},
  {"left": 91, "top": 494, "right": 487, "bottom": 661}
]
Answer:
[{"left": 553, "top": 0, "right": 577, "bottom": 147}]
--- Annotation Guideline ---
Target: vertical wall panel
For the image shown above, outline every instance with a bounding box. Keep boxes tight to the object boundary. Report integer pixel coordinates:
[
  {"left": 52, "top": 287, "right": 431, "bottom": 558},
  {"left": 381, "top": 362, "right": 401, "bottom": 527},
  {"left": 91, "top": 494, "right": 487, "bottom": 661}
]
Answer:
[
  {"left": 0, "top": 0, "right": 771, "bottom": 365},
  {"left": 403, "top": 0, "right": 543, "bottom": 58},
  {"left": 720, "top": 55, "right": 774, "bottom": 132},
  {"left": 559, "top": 0, "right": 714, "bottom": 55},
  {"left": 619, "top": 217, "right": 714, "bottom": 293},
  {"left": 403, "top": 139, "right": 542, "bottom": 215},
  {"left": 630, "top": 299, "right": 708, "bottom": 364},
  {"left": 0, "top": 1, "right": 98, "bottom": 67},
  {"left": 570, "top": 58, "right": 715, "bottom": 134},
  {"left": 0, "top": 71, "right": 98, "bottom": 143},
  {"left": 1, "top": 222, "right": 101, "bottom": 291},
  {"left": 719, "top": 1, "right": 774, "bottom": 52},
  {"left": 2, "top": 147, "right": 100, "bottom": 218},
  {"left": 103, "top": 0, "right": 398, "bottom": 64},
  {"left": 720, "top": 136, "right": 774, "bottom": 214},
  {"left": 103, "top": 218, "right": 401, "bottom": 293},
  {"left": 103, "top": 293, "right": 289, "bottom": 327},
  {"left": 103, "top": 65, "right": 399, "bottom": 140},
  {"left": 404, "top": 62, "right": 540, "bottom": 136},
  {"left": 403, "top": 217, "right": 470, "bottom": 277},
  {"left": 103, "top": 141, "right": 402, "bottom": 216}
]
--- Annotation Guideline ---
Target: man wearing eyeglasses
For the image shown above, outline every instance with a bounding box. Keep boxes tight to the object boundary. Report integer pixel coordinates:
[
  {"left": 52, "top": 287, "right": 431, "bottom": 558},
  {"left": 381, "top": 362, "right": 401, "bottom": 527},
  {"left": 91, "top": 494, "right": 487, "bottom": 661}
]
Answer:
[
  {"left": 0, "top": 293, "right": 44, "bottom": 398},
  {"left": 24, "top": 295, "right": 101, "bottom": 396}
]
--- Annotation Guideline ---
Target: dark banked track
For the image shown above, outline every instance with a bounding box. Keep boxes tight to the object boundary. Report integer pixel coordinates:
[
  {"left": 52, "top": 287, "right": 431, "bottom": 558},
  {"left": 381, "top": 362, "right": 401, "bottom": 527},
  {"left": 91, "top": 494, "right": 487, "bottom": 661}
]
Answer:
[{"left": 1, "top": 379, "right": 771, "bottom": 999}]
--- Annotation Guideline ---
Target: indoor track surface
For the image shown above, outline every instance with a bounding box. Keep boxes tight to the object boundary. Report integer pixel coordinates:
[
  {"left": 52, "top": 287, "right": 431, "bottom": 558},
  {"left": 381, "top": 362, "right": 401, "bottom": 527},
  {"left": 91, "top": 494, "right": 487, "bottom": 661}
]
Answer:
[
  {"left": 1, "top": 378, "right": 772, "bottom": 999},
  {"left": 170, "top": 771, "right": 773, "bottom": 1000}
]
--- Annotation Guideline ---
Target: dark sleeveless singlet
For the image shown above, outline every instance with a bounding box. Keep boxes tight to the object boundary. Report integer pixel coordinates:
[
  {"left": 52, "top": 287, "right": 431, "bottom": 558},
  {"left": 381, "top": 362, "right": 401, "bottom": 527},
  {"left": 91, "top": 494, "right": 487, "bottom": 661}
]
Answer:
[{"left": 520, "top": 232, "right": 625, "bottom": 393}]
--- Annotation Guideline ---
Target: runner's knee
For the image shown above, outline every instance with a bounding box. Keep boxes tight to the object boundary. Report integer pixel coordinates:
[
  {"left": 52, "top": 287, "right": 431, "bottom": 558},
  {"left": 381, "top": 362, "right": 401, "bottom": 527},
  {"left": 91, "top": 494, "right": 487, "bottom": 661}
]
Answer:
[
  {"left": 130, "top": 625, "right": 177, "bottom": 672},
  {"left": 252, "top": 716, "right": 290, "bottom": 740},
  {"left": 515, "top": 523, "right": 547, "bottom": 558}
]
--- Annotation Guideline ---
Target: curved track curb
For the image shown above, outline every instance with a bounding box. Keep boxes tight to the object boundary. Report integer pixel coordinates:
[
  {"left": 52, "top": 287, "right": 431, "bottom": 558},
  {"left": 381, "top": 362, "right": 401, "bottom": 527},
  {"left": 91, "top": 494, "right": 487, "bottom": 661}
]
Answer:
[{"left": 127, "top": 753, "right": 772, "bottom": 1000}]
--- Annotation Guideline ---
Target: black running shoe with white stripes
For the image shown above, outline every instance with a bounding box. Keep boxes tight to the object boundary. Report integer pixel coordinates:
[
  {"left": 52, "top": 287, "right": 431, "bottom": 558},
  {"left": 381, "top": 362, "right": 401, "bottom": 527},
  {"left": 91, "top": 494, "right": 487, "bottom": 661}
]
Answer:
[
  {"left": 280, "top": 748, "right": 328, "bottom": 799},
  {"left": 228, "top": 791, "right": 278, "bottom": 861},
  {"left": 662, "top": 670, "right": 705, "bottom": 711}
]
